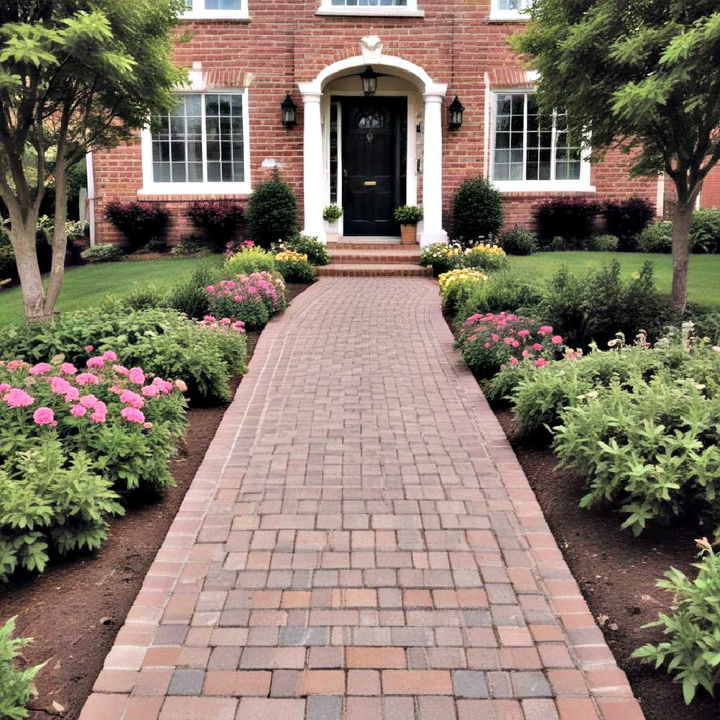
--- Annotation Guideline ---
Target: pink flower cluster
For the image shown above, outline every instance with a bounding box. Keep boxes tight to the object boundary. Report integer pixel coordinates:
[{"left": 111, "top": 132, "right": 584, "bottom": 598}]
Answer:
[
  {"left": 0, "top": 354, "right": 177, "bottom": 428},
  {"left": 206, "top": 272, "right": 286, "bottom": 313},
  {"left": 459, "top": 312, "right": 564, "bottom": 371},
  {"left": 199, "top": 315, "right": 246, "bottom": 333},
  {"left": 224, "top": 239, "right": 255, "bottom": 257}
]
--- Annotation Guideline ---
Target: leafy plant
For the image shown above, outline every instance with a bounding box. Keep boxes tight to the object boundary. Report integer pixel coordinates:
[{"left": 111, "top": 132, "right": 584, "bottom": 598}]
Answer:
[
  {"left": 633, "top": 538, "right": 720, "bottom": 704},
  {"left": 691, "top": 209, "right": 720, "bottom": 254},
  {"left": 534, "top": 198, "right": 600, "bottom": 244},
  {"left": 81, "top": 244, "right": 125, "bottom": 264},
  {"left": 394, "top": 205, "right": 423, "bottom": 225},
  {"left": 419, "top": 243, "right": 462, "bottom": 276},
  {"left": 206, "top": 273, "right": 287, "bottom": 331},
  {"left": 275, "top": 251, "right": 316, "bottom": 283},
  {"left": 601, "top": 198, "right": 656, "bottom": 249},
  {"left": 186, "top": 200, "right": 245, "bottom": 251},
  {"left": 165, "top": 265, "right": 219, "bottom": 320},
  {"left": 247, "top": 169, "right": 298, "bottom": 248},
  {"left": 438, "top": 269, "right": 488, "bottom": 316},
  {"left": 586, "top": 234, "right": 620, "bottom": 252},
  {"left": 0, "top": 617, "right": 44, "bottom": 719},
  {"left": 462, "top": 243, "right": 508, "bottom": 272},
  {"left": 638, "top": 222, "right": 673, "bottom": 253},
  {"left": 287, "top": 235, "right": 330, "bottom": 266},
  {"left": 456, "top": 272, "right": 542, "bottom": 321},
  {"left": 105, "top": 202, "right": 170, "bottom": 253},
  {"left": 451, "top": 177, "right": 503, "bottom": 248},
  {"left": 498, "top": 226, "right": 538, "bottom": 256},
  {"left": 224, "top": 247, "right": 277, "bottom": 276},
  {"left": 322, "top": 205, "right": 343, "bottom": 222}
]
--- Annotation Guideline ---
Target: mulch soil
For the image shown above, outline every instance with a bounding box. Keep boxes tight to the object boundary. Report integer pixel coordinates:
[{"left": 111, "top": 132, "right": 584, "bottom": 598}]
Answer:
[
  {"left": 493, "top": 406, "right": 720, "bottom": 720},
  {"left": 0, "top": 283, "right": 308, "bottom": 720}
]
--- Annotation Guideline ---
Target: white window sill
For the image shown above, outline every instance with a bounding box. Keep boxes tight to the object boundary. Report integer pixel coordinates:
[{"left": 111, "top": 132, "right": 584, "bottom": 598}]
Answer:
[
  {"left": 181, "top": 10, "right": 250, "bottom": 20},
  {"left": 316, "top": 6, "right": 424, "bottom": 17},
  {"left": 139, "top": 182, "right": 251, "bottom": 196},
  {"left": 494, "top": 181, "right": 596, "bottom": 193},
  {"left": 488, "top": 11, "right": 530, "bottom": 22}
]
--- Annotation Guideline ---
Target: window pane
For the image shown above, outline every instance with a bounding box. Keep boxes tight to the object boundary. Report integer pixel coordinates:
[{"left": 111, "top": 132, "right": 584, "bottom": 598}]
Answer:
[
  {"left": 493, "top": 93, "right": 525, "bottom": 182},
  {"left": 526, "top": 98, "right": 551, "bottom": 180},
  {"left": 205, "top": 93, "right": 244, "bottom": 183},
  {"left": 204, "top": 0, "right": 241, "bottom": 9},
  {"left": 497, "top": 0, "right": 530, "bottom": 10},
  {"left": 555, "top": 110, "right": 582, "bottom": 180}
]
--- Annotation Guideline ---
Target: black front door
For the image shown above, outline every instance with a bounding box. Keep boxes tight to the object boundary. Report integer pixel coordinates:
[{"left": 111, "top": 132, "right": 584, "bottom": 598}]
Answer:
[{"left": 341, "top": 97, "right": 407, "bottom": 236}]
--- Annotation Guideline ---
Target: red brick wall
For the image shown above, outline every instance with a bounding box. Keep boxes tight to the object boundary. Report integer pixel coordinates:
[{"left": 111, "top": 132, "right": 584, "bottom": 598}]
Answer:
[
  {"left": 701, "top": 164, "right": 720, "bottom": 209},
  {"left": 92, "top": 0, "right": 660, "bottom": 245}
]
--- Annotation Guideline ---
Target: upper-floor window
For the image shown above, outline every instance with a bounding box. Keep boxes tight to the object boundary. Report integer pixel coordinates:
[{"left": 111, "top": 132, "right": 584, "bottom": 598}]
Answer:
[
  {"left": 140, "top": 91, "right": 251, "bottom": 195},
  {"left": 317, "top": 0, "right": 423, "bottom": 17},
  {"left": 491, "top": 92, "right": 591, "bottom": 191},
  {"left": 490, "top": 0, "right": 531, "bottom": 21},
  {"left": 183, "top": 0, "right": 249, "bottom": 20}
]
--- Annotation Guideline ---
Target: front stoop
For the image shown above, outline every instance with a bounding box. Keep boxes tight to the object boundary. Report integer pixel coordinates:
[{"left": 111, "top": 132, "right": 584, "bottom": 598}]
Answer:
[{"left": 321, "top": 241, "right": 429, "bottom": 277}]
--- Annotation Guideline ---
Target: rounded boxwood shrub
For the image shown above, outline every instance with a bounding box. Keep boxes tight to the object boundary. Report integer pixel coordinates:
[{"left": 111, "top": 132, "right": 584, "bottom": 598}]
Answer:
[
  {"left": 586, "top": 234, "right": 620, "bottom": 252},
  {"left": 451, "top": 176, "right": 503, "bottom": 248},
  {"left": 498, "top": 226, "right": 538, "bottom": 255},
  {"left": 637, "top": 221, "right": 673, "bottom": 253},
  {"left": 691, "top": 208, "right": 720, "bottom": 253},
  {"left": 81, "top": 244, "right": 125, "bottom": 264},
  {"left": 105, "top": 201, "right": 170, "bottom": 252},
  {"left": 287, "top": 235, "right": 330, "bottom": 266},
  {"left": 247, "top": 169, "right": 298, "bottom": 248}
]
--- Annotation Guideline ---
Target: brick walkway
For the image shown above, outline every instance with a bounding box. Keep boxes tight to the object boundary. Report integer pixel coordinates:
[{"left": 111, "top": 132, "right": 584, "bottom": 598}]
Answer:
[{"left": 80, "top": 278, "right": 644, "bottom": 720}]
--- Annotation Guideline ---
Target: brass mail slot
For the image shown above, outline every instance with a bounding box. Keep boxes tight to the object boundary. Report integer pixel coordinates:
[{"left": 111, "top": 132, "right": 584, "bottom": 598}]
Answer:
[{"left": 363, "top": 180, "right": 377, "bottom": 186}]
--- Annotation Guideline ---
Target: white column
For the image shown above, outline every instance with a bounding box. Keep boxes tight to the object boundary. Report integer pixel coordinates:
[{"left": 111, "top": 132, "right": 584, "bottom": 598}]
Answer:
[
  {"left": 300, "top": 90, "right": 326, "bottom": 243},
  {"left": 420, "top": 89, "right": 448, "bottom": 246}
]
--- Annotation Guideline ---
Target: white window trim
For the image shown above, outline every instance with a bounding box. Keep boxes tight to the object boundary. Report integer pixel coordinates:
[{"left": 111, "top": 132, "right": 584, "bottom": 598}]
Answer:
[
  {"left": 489, "top": 0, "right": 531, "bottom": 22},
  {"left": 139, "top": 88, "right": 252, "bottom": 196},
  {"left": 316, "top": 1, "right": 424, "bottom": 18},
  {"left": 489, "top": 89, "right": 594, "bottom": 193},
  {"left": 182, "top": 0, "right": 249, "bottom": 20}
]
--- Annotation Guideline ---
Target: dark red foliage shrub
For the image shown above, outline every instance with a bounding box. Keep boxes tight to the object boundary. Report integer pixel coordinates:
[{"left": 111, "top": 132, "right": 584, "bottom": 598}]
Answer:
[
  {"left": 104, "top": 201, "right": 170, "bottom": 252},
  {"left": 534, "top": 198, "right": 601, "bottom": 245},
  {"left": 601, "top": 197, "right": 656, "bottom": 250},
  {"left": 186, "top": 200, "right": 245, "bottom": 251}
]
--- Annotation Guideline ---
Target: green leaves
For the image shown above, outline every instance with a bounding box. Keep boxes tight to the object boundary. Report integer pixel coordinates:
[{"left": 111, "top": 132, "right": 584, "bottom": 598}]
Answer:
[
  {"left": 0, "top": 23, "right": 61, "bottom": 66},
  {"left": 0, "top": 617, "right": 44, "bottom": 720}
]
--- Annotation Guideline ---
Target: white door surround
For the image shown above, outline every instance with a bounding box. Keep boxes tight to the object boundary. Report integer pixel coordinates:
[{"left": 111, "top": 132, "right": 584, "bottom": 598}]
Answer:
[{"left": 298, "top": 36, "right": 448, "bottom": 246}]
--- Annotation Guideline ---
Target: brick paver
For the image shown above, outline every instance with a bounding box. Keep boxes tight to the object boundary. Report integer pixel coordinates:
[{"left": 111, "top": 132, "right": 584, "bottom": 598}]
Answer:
[{"left": 79, "top": 278, "right": 643, "bottom": 719}]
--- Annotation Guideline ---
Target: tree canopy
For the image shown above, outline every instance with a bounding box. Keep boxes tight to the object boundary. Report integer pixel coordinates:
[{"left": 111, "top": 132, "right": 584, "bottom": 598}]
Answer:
[{"left": 514, "top": 0, "right": 720, "bottom": 311}]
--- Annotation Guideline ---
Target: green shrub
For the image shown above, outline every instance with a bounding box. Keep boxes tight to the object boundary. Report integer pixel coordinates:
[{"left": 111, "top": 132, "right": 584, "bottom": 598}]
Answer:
[
  {"left": 247, "top": 169, "right": 298, "bottom": 248},
  {"left": 691, "top": 208, "right": 720, "bottom": 254},
  {"left": 275, "top": 251, "right": 316, "bottom": 283},
  {"left": 637, "top": 221, "right": 673, "bottom": 253},
  {"left": 81, "top": 244, "right": 125, "bottom": 263},
  {"left": 534, "top": 198, "right": 600, "bottom": 243},
  {"left": 287, "top": 235, "right": 330, "bottom": 266},
  {"left": 451, "top": 177, "right": 503, "bottom": 248},
  {"left": 438, "top": 269, "right": 489, "bottom": 317},
  {"left": 586, "top": 234, "right": 620, "bottom": 252},
  {"left": 0, "top": 440, "right": 123, "bottom": 581},
  {"left": 166, "top": 265, "right": 220, "bottom": 320},
  {"left": 419, "top": 243, "right": 463, "bottom": 275},
  {"left": 224, "top": 247, "right": 276, "bottom": 276},
  {"left": 456, "top": 272, "right": 542, "bottom": 320},
  {"left": 1, "top": 309, "right": 245, "bottom": 406},
  {"left": 394, "top": 205, "right": 423, "bottom": 225},
  {"left": 633, "top": 539, "right": 720, "bottom": 704},
  {"left": 322, "top": 205, "right": 343, "bottom": 222},
  {"left": 498, "top": 226, "right": 538, "bottom": 255},
  {"left": 0, "top": 617, "right": 43, "bottom": 719},
  {"left": 553, "top": 368, "right": 720, "bottom": 536},
  {"left": 601, "top": 197, "right": 656, "bottom": 250},
  {"left": 537, "top": 261, "right": 669, "bottom": 349},
  {"left": 102, "top": 287, "right": 169, "bottom": 312},
  {"left": 693, "top": 312, "right": 720, "bottom": 345},
  {"left": 104, "top": 202, "right": 170, "bottom": 252},
  {"left": 186, "top": 200, "right": 245, "bottom": 251}
]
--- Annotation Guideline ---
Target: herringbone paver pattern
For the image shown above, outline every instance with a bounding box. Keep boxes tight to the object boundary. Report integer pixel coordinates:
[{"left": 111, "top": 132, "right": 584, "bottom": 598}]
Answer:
[{"left": 80, "top": 278, "right": 644, "bottom": 720}]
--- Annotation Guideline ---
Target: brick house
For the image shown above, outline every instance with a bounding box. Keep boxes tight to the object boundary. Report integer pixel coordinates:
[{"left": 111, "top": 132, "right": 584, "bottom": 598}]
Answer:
[{"left": 88, "top": 0, "right": 662, "bottom": 247}]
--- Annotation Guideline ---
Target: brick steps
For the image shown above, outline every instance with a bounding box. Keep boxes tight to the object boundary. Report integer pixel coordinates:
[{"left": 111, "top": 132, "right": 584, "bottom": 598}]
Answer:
[
  {"left": 330, "top": 251, "right": 422, "bottom": 265},
  {"left": 329, "top": 241, "right": 407, "bottom": 250},
  {"left": 317, "top": 263, "right": 432, "bottom": 277}
]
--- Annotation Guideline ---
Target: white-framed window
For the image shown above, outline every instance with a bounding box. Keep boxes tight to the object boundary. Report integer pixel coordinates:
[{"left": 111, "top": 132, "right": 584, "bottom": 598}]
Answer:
[
  {"left": 182, "top": 0, "right": 249, "bottom": 20},
  {"left": 140, "top": 90, "right": 251, "bottom": 196},
  {"left": 490, "top": 91, "right": 592, "bottom": 192},
  {"left": 317, "top": 0, "right": 423, "bottom": 17},
  {"left": 489, "top": 0, "right": 531, "bottom": 22}
]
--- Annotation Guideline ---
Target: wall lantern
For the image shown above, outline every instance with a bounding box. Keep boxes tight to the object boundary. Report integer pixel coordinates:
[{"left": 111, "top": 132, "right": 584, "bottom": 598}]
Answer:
[
  {"left": 360, "top": 66, "right": 380, "bottom": 97},
  {"left": 281, "top": 93, "right": 297, "bottom": 128},
  {"left": 448, "top": 95, "right": 465, "bottom": 131}
]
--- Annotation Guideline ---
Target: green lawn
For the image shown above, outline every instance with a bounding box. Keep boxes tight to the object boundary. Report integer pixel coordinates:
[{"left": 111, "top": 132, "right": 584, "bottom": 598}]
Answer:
[
  {"left": 507, "top": 252, "right": 720, "bottom": 310},
  {"left": 0, "top": 256, "right": 222, "bottom": 325}
]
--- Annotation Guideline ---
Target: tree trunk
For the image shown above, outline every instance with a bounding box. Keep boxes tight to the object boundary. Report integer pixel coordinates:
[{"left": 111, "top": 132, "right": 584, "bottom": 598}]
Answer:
[
  {"left": 670, "top": 200, "right": 694, "bottom": 315},
  {"left": 44, "top": 157, "right": 68, "bottom": 316},
  {"left": 6, "top": 201, "right": 46, "bottom": 322}
]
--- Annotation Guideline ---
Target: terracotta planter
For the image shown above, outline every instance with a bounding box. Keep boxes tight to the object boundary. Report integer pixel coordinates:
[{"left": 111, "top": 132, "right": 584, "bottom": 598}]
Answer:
[{"left": 400, "top": 224, "right": 417, "bottom": 245}]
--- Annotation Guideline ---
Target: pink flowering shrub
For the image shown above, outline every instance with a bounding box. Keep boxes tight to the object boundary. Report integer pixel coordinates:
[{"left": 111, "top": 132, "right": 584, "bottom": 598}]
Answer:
[
  {"left": 0, "top": 355, "right": 186, "bottom": 492},
  {"left": 456, "top": 312, "right": 563, "bottom": 377},
  {"left": 206, "top": 271, "right": 287, "bottom": 330}
]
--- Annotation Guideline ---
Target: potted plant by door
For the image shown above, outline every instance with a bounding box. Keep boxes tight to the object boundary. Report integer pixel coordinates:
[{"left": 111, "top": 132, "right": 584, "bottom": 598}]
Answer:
[
  {"left": 323, "top": 204, "right": 343, "bottom": 242},
  {"left": 394, "top": 205, "right": 423, "bottom": 245}
]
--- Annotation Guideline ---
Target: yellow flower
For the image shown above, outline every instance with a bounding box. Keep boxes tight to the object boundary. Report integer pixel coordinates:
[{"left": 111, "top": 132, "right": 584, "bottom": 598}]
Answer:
[{"left": 276, "top": 250, "right": 308, "bottom": 263}]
